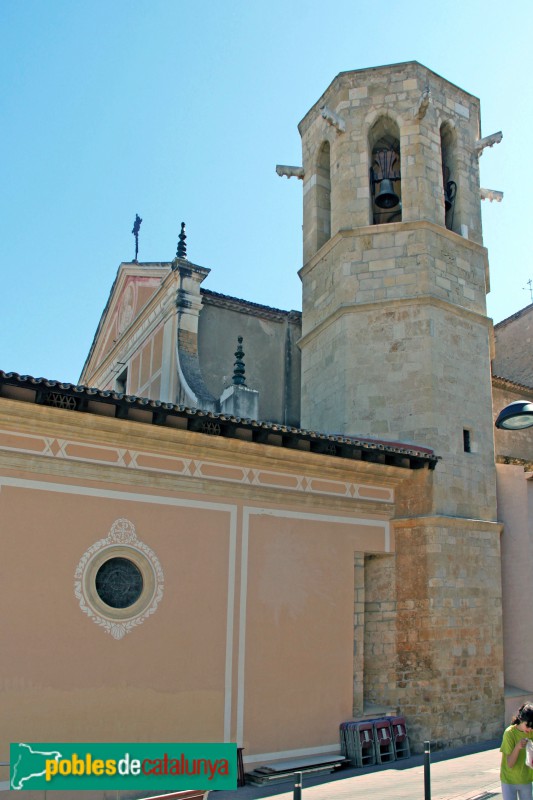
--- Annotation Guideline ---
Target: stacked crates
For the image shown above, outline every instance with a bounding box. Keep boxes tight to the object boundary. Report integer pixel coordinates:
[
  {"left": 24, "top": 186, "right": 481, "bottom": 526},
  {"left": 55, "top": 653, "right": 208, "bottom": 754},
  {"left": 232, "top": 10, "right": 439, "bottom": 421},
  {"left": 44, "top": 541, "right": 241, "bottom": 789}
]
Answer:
[
  {"left": 390, "top": 715, "right": 411, "bottom": 760},
  {"left": 373, "top": 719, "right": 395, "bottom": 764},
  {"left": 355, "top": 722, "right": 377, "bottom": 767},
  {"left": 340, "top": 715, "right": 410, "bottom": 767},
  {"left": 340, "top": 720, "right": 376, "bottom": 767}
]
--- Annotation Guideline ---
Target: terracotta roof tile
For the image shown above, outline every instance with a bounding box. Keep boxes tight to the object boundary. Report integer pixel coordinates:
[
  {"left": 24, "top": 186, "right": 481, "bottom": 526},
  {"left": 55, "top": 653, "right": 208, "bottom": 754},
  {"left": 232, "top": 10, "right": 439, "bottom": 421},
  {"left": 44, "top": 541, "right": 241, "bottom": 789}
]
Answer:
[{"left": 0, "top": 370, "right": 439, "bottom": 470}]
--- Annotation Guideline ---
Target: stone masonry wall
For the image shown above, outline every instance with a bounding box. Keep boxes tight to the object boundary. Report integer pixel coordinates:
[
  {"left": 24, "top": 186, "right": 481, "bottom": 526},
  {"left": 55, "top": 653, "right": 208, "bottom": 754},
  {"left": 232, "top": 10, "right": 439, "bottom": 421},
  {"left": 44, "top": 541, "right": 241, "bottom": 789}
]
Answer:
[
  {"left": 300, "top": 224, "right": 488, "bottom": 342},
  {"left": 353, "top": 553, "right": 365, "bottom": 717},
  {"left": 301, "top": 294, "right": 496, "bottom": 518},
  {"left": 393, "top": 517, "right": 504, "bottom": 750},
  {"left": 363, "top": 554, "right": 398, "bottom": 710}
]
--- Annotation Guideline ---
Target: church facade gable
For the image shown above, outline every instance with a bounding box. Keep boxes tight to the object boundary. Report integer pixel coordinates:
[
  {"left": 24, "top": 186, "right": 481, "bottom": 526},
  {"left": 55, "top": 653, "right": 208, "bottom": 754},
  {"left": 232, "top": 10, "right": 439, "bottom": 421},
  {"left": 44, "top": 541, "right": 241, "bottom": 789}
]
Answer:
[
  {"left": 81, "top": 256, "right": 302, "bottom": 424},
  {"left": 81, "top": 263, "right": 170, "bottom": 391}
]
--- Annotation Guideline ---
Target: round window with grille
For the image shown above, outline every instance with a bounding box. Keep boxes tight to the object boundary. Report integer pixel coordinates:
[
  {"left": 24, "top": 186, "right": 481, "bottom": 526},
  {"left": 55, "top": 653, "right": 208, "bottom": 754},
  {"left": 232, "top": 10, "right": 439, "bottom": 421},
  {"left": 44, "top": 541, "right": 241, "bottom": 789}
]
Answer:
[
  {"left": 74, "top": 519, "right": 164, "bottom": 639},
  {"left": 95, "top": 556, "right": 144, "bottom": 609}
]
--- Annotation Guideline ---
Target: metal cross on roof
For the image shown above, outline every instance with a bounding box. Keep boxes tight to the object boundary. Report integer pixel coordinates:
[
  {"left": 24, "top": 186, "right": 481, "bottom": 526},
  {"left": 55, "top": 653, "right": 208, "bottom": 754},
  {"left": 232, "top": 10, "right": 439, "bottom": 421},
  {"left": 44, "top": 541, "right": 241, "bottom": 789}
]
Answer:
[{"left": 132, "top": 214, "right": 142, "bottom": 262}]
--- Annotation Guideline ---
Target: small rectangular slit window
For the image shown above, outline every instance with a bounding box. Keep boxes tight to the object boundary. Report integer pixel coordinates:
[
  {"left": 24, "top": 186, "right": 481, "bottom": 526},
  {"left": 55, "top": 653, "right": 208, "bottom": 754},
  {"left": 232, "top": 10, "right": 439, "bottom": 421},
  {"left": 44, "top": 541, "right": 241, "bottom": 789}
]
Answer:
[{"left": 463, "top": 429, "right": 471, "bottom": 453}]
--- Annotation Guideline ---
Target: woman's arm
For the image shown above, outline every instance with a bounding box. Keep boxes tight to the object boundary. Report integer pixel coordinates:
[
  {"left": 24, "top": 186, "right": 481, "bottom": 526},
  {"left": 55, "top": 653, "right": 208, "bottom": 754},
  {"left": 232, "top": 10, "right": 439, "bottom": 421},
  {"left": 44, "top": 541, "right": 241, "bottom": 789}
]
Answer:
[{"left": 506, "top": 739, "right": 528, "bottom": 768}]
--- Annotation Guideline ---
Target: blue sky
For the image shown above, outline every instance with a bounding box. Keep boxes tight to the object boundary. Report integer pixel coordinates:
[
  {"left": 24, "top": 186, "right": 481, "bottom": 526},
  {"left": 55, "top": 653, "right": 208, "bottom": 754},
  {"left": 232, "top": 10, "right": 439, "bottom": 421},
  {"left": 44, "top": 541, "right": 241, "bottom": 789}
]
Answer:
[{"left": 1, "top": 0, "right": 530, "bottom": 384}]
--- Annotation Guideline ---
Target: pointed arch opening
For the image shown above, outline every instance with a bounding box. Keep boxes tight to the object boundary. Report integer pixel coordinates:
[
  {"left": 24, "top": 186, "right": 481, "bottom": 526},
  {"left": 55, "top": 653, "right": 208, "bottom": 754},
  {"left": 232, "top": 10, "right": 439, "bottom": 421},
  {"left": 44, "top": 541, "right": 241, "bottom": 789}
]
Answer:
[
  {"left": 369, "top": 118, "right": 402, "bottom": 225},
  {"left": 316, "top": 141, "right": 331, "bottom": 250},
  {"left": 440, "top": 122, "right": 458, "bottom": 232}
]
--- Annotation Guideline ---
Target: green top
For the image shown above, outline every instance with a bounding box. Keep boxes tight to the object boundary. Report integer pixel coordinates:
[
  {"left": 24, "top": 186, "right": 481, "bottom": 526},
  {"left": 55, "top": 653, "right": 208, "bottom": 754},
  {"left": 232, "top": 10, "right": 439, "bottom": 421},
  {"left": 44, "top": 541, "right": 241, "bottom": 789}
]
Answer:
[{"left": 500, "top": 725, "right": 533, "bottom": 784}]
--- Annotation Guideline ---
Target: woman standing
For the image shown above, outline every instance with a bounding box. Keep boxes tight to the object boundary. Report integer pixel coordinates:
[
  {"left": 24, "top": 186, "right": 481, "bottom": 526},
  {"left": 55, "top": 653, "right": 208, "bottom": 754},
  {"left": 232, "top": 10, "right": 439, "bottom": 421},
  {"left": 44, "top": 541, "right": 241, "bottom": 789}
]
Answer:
[{"left": 500, "top": 703, "right": 533, "bottom": 800}]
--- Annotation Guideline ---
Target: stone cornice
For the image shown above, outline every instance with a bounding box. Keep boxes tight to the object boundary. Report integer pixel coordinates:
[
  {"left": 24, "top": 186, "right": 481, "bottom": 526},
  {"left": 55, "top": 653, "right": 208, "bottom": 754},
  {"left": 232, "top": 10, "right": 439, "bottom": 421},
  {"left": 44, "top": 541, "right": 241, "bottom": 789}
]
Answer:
[
  {"left": 0, "top": 397, "right": 415, "bottom": 493},
  {"left": 298, "top": 62, "right": 478, "bottom": 137},
  {"left": 0, "top": 377, "right": 439, "bottom": 472},
  {"left": 0, "top": 450, "right": 396, "bottom": 517},
  {"left": 299, "top": 220, "right": 488, "bottom": 280},
  {"left": 392, "top": 514, "right": 502, "bottom": 533},
  {"left": 298, "top": 293, "right": 493, "bottom": 350}
]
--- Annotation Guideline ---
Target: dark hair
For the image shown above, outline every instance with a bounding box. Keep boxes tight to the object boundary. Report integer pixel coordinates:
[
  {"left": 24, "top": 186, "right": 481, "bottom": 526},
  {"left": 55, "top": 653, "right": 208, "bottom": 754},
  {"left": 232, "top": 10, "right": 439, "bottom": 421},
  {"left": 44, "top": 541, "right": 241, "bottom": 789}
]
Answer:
[{"left": 512, "top": 703, "right": 533, "bottom": 726}]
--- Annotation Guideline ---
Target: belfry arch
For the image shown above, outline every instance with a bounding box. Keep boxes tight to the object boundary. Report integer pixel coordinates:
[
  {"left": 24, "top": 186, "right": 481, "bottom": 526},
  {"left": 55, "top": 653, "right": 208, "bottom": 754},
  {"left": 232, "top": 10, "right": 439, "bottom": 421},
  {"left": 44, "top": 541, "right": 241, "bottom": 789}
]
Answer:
[
  {"left": 316, "top": 141, "right": 331, "bottom": 250},
  {"left": 369, "top": 117, "right": 402, "bottom": 225},
  {"left": 440, "top": 120, "right": 458, "bottom": 232}
]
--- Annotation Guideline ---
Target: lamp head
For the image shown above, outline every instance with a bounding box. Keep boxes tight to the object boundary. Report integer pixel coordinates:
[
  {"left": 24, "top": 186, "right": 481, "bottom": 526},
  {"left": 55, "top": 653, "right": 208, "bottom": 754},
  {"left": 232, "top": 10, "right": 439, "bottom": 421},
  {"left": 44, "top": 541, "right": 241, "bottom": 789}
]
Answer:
[{"left": 495, "top": 400, "right": 533, "bottom": 430}]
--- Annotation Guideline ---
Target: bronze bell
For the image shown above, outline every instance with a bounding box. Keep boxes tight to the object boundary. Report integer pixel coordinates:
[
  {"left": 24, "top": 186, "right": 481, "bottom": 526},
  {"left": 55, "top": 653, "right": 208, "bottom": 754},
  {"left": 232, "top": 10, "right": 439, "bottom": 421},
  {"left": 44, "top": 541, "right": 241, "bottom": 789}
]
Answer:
[
  {"left": 375, "top": 179, "right": 400, "bottom": 209},
  {"left": 444, "top": 180, "right": 457, "bottom": 212}
]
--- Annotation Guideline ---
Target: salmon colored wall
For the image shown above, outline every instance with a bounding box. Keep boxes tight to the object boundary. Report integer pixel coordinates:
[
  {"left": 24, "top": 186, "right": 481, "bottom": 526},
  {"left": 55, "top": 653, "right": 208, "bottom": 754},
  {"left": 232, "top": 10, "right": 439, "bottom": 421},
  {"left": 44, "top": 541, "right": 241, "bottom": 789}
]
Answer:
[
  {"left": 242, "top": 512, "right": 386, "bottom": 755},
  {"left": 0, "top": 485, "right": 233, "bottom": 748},
  {"left": 1, "top": 481, "right": 391, "bottom": 763},
  {"left": 497, "top": 464, "right": 533, "bottom": 692},
  {"left": 152, "top": 326, "right": 164, "bottom": 375},
  {"left": 0, "top": 400, "right": 398, "bottom": 765}
]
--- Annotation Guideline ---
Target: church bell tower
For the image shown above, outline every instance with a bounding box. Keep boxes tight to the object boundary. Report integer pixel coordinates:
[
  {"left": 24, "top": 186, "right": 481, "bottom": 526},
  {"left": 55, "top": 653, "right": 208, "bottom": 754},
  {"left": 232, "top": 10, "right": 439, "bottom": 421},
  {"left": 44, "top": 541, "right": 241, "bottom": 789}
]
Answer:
[
  {"left": 281, "top": 62, "right": 504, "bottom": 746},
  {"left": 297, "top": 62, "right": 498, "bottom": 520}
]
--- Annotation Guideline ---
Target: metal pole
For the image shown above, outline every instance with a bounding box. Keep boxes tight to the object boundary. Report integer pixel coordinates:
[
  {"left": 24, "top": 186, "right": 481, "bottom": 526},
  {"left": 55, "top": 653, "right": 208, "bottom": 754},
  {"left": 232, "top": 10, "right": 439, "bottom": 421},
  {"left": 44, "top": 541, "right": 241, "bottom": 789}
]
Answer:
[
  {"left": 293, "top": 770, "right": 302, "bottom": 800},
  {"left": 424, "top": 740, "right": 431, "bottom": 800}
]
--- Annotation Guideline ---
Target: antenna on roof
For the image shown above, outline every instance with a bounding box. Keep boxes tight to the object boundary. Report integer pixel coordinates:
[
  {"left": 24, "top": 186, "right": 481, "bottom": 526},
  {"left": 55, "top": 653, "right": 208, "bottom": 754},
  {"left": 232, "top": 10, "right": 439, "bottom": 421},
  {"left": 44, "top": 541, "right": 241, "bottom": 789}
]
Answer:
[
  {"left": 176, "top": 222, "right": 187, "bottom": 259},
  {"left": 524, "top": 278, "right": 533, "bottom": 303},
  {"left": 132, "top": 214, "right": 142, "bottom": 262}
]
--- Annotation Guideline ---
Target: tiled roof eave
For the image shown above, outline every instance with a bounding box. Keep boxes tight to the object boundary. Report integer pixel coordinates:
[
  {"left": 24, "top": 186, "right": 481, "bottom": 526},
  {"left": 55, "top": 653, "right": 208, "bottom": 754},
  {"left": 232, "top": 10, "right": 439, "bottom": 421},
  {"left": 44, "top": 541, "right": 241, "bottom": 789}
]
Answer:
[
  {"left": 492, "top": 374, "right": 533, "bottom": 394},
  {"left": 0, "top": 371, "right": 439, "bottom": 471},
  {"left": 494, "top": 303, "right": 533, "bottom": 331},
  {"left": 201, "top": 289, "right": 302, "bottom": 323}
]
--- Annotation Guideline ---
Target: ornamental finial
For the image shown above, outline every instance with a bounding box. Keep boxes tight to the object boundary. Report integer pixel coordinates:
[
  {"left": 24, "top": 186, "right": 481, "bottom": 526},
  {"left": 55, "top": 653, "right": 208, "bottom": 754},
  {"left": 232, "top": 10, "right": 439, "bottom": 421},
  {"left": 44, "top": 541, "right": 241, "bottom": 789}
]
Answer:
[
  {"left": 176, "top": 221, "right": 187, "bottom": 259},
  {"left": 232, "top": 336, "right": 246, "bottom": 386}
]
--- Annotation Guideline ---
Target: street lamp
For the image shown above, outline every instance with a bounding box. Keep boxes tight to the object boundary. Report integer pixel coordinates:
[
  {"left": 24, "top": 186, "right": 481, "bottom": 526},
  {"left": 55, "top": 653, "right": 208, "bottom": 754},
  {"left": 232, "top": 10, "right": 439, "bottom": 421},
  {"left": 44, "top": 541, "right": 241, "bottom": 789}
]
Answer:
[{"left": 495, "top": 401, "right": 533, "bottom": 430}]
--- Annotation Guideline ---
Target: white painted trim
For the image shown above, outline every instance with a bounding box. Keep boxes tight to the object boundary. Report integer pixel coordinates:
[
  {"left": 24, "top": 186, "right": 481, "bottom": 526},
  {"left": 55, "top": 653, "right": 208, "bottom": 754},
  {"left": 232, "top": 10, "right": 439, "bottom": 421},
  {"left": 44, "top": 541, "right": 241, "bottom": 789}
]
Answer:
[
  {"left": 224, "top": 506, "right": 237, "bottom": 743},
  {"left": 74, "top": 518, "right": 165, "bottom": 639},
  {"left": 0, "top": 476, "right": 237, "bottom": 743},
  {"left": 0, "top": 475, "right": 232, "bottom": 510},
  {"left": 243, "top": 743, "right": 341, "bottom": 764},
  {"left": 236, "top": 507, "right": 251, "bottom": 746},
  {"left": 0, "top": 428, "right": 395, "bottom": 504}
]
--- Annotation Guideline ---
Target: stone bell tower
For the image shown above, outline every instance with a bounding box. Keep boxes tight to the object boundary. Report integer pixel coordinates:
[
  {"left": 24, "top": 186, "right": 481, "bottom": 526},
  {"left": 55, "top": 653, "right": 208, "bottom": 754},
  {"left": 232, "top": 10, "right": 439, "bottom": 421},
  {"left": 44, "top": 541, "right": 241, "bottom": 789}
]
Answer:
[
  {"left": 280, "top": 63, "right": 504, "bottom": 746},
  {"left": 295, "top": 61, "right": 499, "bottom": 519}
]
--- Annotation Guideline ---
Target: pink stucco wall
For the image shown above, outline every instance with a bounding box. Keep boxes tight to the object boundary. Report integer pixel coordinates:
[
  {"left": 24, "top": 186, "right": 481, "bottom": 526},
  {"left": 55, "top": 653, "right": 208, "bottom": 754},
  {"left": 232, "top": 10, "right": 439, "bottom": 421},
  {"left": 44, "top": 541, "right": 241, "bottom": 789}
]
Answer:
[{"left": 497, "top": 464, "right": 533, "bottom": 692}]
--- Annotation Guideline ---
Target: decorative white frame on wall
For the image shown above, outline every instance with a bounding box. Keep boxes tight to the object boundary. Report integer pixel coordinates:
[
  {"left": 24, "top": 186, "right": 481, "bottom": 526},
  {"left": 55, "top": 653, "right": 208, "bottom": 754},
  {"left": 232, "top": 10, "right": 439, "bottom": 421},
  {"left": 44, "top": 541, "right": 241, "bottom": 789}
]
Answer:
[{"left": 74, "top": 518, "right": 164, "bottom": 640}]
